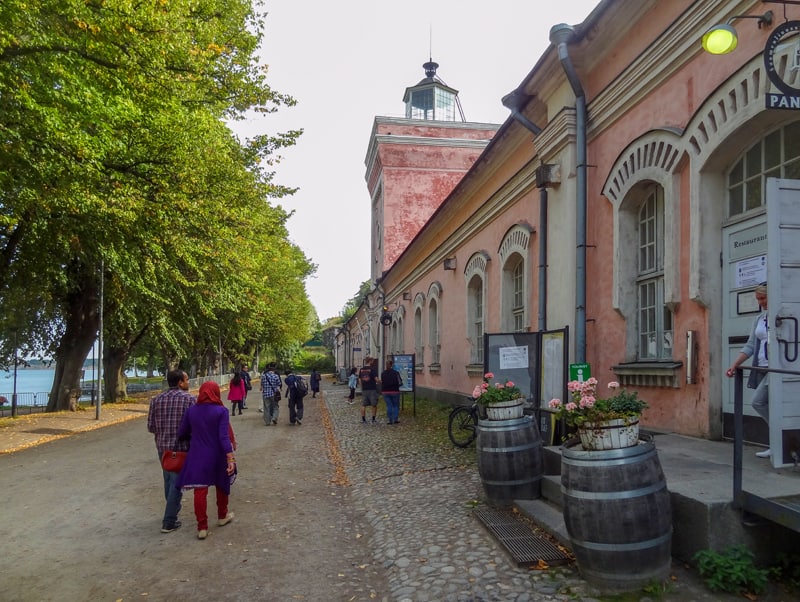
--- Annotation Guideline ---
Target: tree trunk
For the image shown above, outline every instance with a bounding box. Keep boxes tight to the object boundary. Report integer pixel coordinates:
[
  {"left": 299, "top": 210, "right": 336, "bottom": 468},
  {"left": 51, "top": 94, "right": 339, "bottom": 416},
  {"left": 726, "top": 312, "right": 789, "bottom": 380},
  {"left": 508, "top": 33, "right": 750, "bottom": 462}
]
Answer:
[
  {"left": 48, "top": 299, "right": 99, "bottom": 411},
  {"left": 104, "top": 345, "right": 129, "bottom": 402}
]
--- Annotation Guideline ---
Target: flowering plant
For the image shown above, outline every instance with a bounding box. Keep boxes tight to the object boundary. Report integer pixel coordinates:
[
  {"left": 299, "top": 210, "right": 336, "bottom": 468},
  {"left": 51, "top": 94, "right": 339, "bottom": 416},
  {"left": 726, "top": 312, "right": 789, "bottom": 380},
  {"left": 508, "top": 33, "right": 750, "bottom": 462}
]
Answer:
[
  {"left": 472, "top": 372, "right": 523, "bottom": 406},
  {"left": 548, "top": 378, "right": 647, "bottom": 427}
]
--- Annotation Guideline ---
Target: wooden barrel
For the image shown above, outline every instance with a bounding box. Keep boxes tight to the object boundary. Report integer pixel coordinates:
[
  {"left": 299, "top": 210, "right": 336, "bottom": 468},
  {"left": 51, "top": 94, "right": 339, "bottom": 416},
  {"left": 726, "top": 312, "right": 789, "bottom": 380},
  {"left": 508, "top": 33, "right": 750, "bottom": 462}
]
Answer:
[
  {"left": 561, "top": 440, "right": 672, "bottom": 591},
  {"left": 476, "top": 416, "right": 543, "bottom": 506}
]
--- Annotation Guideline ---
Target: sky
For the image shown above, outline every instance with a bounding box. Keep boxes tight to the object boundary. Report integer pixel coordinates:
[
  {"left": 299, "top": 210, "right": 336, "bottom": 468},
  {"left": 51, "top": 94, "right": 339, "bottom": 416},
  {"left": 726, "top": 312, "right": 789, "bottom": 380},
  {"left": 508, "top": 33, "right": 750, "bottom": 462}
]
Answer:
[{"left": 230, "top": 0, "right": 600, "bottom": 322}]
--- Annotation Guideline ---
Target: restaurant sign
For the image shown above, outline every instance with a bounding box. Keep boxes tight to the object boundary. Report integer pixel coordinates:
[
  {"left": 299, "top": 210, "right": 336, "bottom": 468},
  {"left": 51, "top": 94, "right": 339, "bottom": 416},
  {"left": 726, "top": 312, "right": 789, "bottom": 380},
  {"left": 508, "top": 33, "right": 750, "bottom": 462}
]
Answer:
[{"left": 765, "top": 20, "right": 800, "bottom": 109}]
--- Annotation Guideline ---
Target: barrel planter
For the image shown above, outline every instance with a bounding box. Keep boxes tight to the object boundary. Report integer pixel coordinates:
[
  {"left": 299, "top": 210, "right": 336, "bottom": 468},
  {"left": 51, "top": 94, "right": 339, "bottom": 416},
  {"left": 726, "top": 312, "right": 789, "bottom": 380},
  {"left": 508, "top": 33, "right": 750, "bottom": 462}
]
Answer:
[
  {"left": 476, "top": 416, "right": 543, "bottom": 506},
  {"left": 485, "top": 398, "right": 525, "bottom": 421},
  {"left": 561, "top": 440, "right": 672, "bottom": 591}
]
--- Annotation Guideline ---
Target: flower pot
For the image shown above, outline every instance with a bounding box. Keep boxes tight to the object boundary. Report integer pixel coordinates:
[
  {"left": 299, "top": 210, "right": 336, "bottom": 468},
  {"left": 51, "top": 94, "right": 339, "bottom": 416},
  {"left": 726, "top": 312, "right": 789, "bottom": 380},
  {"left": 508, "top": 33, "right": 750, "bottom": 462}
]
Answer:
[
  {"left": 485, "top": 398, "right": 524, "bottom": 420},
  {"left": 578, "top": 417, "right": 639, "bottom": 450}
]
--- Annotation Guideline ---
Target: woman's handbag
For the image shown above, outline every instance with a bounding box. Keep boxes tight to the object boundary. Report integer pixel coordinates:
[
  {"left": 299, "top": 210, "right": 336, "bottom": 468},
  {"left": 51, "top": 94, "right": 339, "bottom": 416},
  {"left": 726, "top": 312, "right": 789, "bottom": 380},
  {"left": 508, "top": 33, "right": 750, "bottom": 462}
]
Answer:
[{"left": 161, "top": 450, "right": 187, "bottom": 472}]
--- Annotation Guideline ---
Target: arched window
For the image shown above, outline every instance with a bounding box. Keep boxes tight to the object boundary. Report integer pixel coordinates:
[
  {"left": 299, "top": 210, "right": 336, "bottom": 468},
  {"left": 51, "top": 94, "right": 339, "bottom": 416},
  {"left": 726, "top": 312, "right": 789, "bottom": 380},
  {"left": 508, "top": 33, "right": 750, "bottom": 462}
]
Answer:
[
  {"left": 499, "top": 225, "right": 531, "bottom": 332},
  {"left": 635, "top": 186, "right": 673, "bottom": 359},
  {"left": 727, "top": 122, "right": 800, "bottom": 218},
  {"left": 414, "top": 293, "right": 425, "bottom": 366},
  {"left": 427, "top": 282, "right": 442, "bottom": 365},
  {"left": 465, "top": 251, "right": 490, "bottom": 364}
]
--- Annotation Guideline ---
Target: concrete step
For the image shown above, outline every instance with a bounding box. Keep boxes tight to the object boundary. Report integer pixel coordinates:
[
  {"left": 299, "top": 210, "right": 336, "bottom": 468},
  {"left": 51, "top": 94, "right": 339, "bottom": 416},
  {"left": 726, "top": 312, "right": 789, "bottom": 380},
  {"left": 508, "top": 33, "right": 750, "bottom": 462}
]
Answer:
[{"left": 512, "top": 437, "right": 800, "bottom": 566}]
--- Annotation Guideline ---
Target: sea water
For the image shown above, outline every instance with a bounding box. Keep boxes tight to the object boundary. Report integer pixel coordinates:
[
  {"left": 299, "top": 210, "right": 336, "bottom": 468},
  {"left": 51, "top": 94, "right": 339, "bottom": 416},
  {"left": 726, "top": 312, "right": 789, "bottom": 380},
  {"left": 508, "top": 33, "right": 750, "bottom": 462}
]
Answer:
[{"left": 0, "top": 367, "right": 122, "bottom": 405}]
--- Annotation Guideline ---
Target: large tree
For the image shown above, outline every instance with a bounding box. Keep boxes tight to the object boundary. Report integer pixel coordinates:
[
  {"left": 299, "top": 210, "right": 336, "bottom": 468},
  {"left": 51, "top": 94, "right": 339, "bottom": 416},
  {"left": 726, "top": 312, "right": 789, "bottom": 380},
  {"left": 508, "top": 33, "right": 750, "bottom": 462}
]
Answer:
[{"left": 0, "top": 1, "right": 309, "bottom": 409}]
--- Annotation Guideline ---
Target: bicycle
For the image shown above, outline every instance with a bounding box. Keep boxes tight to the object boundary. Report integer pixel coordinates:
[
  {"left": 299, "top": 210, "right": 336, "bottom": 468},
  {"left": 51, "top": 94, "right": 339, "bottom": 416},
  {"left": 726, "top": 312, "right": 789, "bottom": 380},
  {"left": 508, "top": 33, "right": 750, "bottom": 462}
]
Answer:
[{"left": 447, "top": 402, "right": 483, "bottom": 448}]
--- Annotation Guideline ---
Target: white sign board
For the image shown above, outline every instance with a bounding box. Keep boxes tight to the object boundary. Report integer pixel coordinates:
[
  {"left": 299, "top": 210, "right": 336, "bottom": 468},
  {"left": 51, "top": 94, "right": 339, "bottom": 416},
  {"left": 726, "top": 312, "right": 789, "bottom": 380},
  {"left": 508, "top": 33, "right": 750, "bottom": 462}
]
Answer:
[{"left": 499, "top": 346, "right": 529, "bottom": 370}]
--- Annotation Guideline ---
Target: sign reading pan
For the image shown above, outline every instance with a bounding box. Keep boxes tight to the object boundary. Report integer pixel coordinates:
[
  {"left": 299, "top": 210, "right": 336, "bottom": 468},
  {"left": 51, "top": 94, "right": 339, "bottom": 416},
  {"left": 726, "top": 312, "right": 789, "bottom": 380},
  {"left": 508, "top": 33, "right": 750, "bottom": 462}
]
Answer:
[{"left": 765, "top": 21, "right": 800, "bottom": 110}]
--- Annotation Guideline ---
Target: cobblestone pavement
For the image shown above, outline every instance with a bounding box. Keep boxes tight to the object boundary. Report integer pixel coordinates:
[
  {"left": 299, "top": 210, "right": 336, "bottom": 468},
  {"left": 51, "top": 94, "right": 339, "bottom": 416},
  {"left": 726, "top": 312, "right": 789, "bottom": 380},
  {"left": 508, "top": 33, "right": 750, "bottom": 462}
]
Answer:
[
  {"left": 323, "top": 383, "right": 582, "bottom": 602},
  {"left": 321, "top": 378, "right": 789, "bottom": 602}
]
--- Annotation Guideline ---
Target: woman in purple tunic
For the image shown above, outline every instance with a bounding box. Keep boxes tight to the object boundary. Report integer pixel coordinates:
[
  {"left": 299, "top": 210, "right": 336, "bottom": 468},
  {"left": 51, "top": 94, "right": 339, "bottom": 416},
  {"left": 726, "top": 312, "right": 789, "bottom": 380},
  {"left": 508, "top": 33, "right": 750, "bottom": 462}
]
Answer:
[{"left": 176, "top": 381, "right": 237, "bottom": 539}]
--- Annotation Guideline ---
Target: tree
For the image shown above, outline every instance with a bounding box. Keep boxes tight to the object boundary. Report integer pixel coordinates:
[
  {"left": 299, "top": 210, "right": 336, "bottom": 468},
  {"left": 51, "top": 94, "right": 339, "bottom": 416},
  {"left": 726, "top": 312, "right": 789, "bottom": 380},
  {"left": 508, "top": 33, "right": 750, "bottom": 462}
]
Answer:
[{"left": 0, "top": 0, "right": 310, "bottom": 409}]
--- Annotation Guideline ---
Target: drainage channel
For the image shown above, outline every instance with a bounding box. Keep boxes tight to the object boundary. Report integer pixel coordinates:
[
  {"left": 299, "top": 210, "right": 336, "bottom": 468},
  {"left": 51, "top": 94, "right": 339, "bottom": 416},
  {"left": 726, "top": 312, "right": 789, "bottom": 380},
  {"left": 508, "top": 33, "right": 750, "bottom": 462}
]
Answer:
[{"left": 473, "top": 506, "right": 571, "bottom": 568}]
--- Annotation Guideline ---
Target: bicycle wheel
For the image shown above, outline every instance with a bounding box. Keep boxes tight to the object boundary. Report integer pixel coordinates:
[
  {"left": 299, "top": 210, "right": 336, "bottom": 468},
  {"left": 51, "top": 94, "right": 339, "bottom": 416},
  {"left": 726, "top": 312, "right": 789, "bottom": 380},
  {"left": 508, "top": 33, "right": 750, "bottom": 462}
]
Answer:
[{"left": 448, "top": 406, "right": 478, "bottom": 448}]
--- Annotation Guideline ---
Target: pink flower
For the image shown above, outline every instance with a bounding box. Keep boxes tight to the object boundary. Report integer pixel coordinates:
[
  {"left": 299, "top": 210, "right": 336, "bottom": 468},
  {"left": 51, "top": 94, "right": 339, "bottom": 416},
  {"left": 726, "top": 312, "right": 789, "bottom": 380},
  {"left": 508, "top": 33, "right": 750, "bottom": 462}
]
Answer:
[
  {"left": 548, "top": 398, "right": 562, "bottom": 409},
  {"left": 608, "top": 381, "right": 620, "bottom": 389},
  {"left": 484, "top": 372, "right": 494, "bottom": 380},
  {"left": 565, "top": 402, "right": 578, "bottom": 411},
  {"left": 587, "top": 377, "right": 598, "bottom": 386},
  {"left": 506, "top": 381, "right": 515, "bottom": 387},
  {"left": 567, "top": 381, "right": 582, "bottom": 392},
  {"left": 481, "top": 382, "right": 489, "bottom": 390},
  {"left": 495, "top": 383, "right": 505, "bottom": 389}
]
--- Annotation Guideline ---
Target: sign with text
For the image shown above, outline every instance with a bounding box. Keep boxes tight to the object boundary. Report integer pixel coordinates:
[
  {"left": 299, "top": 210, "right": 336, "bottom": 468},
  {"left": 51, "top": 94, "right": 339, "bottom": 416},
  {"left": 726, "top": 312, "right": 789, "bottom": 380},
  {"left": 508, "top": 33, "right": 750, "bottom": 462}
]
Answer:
[{"left": 391, "top": 354, "right": 415, "bottom": 392}]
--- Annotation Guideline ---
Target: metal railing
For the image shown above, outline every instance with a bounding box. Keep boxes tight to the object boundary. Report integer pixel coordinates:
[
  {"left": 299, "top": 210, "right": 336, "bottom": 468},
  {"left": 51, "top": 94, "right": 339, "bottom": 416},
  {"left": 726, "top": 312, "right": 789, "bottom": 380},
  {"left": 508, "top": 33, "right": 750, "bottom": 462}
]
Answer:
[{"left": 732, "top": 365, "right": 800, "bottom": 532}]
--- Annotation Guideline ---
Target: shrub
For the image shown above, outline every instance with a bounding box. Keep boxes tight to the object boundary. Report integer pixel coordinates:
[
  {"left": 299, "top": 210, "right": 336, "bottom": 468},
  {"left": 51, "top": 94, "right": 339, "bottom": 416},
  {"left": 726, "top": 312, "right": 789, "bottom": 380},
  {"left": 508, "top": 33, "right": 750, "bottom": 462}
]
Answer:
[{"left": 693, "top": 545, "right": 768, "bottom": 595}]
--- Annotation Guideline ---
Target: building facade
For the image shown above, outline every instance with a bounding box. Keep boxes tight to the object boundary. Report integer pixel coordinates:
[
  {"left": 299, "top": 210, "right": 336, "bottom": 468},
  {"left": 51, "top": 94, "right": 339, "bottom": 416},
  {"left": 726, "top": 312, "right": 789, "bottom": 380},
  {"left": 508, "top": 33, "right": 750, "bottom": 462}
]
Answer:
[{"left": 337, "top": 0, "right": 800, "bottom": 464}]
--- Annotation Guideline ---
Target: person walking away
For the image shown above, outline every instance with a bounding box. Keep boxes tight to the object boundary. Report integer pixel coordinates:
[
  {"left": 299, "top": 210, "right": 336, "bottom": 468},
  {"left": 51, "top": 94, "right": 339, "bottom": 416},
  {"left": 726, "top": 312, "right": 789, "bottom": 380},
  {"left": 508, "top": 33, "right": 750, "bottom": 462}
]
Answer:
[
  {"left": 260, "top": 363, "right": 282, "bottom": 426},
  {"left": 284, "top": 368, "right": 306, "bottom": 425},
  {"left": 359, "top": 362, "right": 380, "bottom": 423},
  {"left": 240, "top": 365, "right": 252, "bottom": 409},
  {"left": 310, "top": 369, "right": 321, "bottom": 398},
  {"left": 147, "top": 369, "right": 195, "bottom": 533},
  {"left": 176, "top": 381, "right": 237, "bottom": 540},
  {"left": 347, "top": 367, "right": 358, "bottom": 404},
  {"left": 727, "top": 281, "right": 772, "bottom": 458},
  {"left": 227, "top": 372, "right": 246, "bottom": 416},
  {"left": 381, "top": 359, "right": 403, "bottom": 425}
]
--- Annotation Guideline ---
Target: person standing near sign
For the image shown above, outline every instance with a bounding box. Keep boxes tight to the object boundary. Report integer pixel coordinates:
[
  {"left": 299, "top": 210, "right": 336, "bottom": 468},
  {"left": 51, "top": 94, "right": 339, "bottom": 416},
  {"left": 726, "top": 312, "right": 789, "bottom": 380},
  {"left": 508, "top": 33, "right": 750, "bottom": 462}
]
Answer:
[
  {"left": 726, "top": 282, "right": 771, "bottom": 458},
  {"left": 359, "top": 362, "right": 379, "bottom": 423},
  {"left": 381, "top": 359, "right": 403, "bottom": 424}
]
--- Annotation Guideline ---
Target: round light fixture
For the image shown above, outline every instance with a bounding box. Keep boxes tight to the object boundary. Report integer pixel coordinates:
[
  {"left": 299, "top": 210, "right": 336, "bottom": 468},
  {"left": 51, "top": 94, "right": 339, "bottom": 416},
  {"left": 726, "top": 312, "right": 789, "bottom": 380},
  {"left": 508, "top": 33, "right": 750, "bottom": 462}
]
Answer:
[{"left": 702, "top": 24, "right": 738, "bottom": 55}]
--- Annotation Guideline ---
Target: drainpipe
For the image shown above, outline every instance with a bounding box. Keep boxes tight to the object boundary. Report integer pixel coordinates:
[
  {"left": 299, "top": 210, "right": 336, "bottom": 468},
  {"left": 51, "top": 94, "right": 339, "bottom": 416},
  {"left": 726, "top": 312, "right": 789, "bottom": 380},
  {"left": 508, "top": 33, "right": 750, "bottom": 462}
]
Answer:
[
  {"left": 538, "top": 184, "right": 549, "bottom": 332},
  {"left": 502, "top": 90, "right": 548, "bottom": 331},
  {"left": 550, "top": 23, "right": 587, "bottom": 364}
]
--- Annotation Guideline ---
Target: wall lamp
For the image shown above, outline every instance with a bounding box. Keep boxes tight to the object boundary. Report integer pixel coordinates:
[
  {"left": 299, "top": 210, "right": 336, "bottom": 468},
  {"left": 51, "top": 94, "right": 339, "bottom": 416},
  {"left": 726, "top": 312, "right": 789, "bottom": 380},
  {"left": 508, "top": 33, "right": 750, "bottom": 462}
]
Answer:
[
  {"left": 702, "top": 10, "right": 773, "bottom": 54},
  {"left": 443, "top": 257, "right": 457, "bottom": 270}
]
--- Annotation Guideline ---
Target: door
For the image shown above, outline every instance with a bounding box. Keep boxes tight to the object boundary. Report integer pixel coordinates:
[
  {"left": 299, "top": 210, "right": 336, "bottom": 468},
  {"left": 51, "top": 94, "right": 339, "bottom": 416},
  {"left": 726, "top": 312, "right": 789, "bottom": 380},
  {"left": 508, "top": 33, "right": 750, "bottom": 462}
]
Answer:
[
  {"left": 722, "top": 217, "right": 767, "bottom": 443},
  {"left": 766, "top": 178, "right": 800, "bottom": 468}
]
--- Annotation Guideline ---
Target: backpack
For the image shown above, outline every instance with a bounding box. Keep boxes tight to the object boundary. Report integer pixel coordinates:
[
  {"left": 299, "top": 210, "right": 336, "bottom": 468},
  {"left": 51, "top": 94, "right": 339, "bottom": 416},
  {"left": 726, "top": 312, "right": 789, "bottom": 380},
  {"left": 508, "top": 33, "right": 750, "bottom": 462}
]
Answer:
[{"left": 293, "top": 375, "right": 308, "bottom": 397}]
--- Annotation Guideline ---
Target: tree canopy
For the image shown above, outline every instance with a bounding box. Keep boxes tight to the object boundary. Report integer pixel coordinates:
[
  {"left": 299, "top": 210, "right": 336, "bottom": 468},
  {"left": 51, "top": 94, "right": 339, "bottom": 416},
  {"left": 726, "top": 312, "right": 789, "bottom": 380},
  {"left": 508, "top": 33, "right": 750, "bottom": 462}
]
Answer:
[{"left": 0, "top": 0, "right": 314, "bottom": 409}]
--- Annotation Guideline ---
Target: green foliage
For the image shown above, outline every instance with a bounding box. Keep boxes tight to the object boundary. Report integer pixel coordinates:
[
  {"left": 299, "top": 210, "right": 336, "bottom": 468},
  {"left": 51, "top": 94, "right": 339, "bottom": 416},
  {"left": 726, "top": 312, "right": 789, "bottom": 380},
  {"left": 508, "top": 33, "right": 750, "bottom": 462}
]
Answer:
[
  {"left": 340, "top": 280, "right": 372, "bottom": 320},
  {"left": 292, "top": 348, "right": 335, "bottom": 374},
  {"left": 771, "top": 552, "right": 800, "bottom": 592},
  {"left": 693, "top": 545, "right": 769, "bottom": 595}
]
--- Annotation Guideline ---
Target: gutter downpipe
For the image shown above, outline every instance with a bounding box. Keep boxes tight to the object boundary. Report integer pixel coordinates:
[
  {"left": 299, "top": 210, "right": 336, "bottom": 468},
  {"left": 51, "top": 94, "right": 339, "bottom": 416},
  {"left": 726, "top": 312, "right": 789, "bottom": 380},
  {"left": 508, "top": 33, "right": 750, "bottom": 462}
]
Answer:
[
  {"left": 501, "top": 90, "right": 547, "bottom": 331},
  {"left": 550, "top": 23, "right": 587, "bottom": 364}
]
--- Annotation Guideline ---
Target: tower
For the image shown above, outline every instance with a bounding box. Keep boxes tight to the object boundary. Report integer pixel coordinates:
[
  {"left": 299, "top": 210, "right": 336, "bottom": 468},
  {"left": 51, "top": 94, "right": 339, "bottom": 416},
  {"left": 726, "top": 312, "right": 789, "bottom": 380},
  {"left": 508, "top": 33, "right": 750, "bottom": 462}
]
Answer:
[{"left": 364, "top": 60, "right": 500, "bottom": 281}]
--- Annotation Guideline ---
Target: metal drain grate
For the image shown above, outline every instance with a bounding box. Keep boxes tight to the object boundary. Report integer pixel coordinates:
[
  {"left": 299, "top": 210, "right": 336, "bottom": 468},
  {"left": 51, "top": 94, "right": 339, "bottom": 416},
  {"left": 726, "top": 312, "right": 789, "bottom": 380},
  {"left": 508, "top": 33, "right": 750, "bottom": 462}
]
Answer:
[{"left": 474, "top": 507, "right": 570, "bottom": 568}]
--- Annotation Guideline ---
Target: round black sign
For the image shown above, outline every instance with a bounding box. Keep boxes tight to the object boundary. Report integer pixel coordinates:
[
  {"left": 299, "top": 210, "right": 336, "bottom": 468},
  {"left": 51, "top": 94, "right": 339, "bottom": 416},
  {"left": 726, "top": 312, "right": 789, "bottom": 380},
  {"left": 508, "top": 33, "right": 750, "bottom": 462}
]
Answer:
[{"left": 764, "top": 20, "right": 800, "bottom": 96}]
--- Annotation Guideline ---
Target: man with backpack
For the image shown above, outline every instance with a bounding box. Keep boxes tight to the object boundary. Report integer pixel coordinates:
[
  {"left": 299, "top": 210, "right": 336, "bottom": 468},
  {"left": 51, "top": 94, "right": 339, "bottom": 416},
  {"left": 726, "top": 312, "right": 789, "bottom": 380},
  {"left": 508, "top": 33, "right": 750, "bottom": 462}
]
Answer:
[{"left": 284, "top": 368, "right": 307, "bottom": 425}]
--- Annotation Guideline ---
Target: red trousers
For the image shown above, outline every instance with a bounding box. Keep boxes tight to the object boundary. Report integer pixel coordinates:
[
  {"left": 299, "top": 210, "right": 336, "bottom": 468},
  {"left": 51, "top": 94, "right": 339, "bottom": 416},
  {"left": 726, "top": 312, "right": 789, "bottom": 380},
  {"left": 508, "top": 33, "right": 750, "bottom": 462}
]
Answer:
[{"left": 193, "top": 486, "right": 229, "bottom": 531}]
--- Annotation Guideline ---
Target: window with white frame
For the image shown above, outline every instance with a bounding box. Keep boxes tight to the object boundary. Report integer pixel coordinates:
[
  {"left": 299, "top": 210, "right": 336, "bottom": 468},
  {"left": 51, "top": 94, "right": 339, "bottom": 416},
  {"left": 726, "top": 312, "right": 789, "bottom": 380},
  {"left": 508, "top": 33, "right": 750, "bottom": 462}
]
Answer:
[
  {"left": 465, "top": 252, "right": 489, "bottom": 365},
  {"left": 498, "top": 225, "right": 530, "bottom": 333},
  {"left": 636, "top": 186, "right": 673, "bottom": 359},
  {"left": 414, "top": 294, "right": 425, "bottom": 365},
  {"left": 427, "top": 282, "right": 442, "bottom": 364},
  {"left": 727, "top": 121, "right": 800, "bottom": 218},
  {"left": 468, "top": 275, "right": 484, "bottom": 363}
]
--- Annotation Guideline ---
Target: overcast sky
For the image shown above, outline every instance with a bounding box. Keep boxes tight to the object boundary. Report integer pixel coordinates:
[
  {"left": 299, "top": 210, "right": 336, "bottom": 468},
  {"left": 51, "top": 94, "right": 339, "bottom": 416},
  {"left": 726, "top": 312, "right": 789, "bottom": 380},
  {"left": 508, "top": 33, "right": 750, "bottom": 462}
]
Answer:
[{"left": 230, "top": 0, "right": 600, "bottom": 322}]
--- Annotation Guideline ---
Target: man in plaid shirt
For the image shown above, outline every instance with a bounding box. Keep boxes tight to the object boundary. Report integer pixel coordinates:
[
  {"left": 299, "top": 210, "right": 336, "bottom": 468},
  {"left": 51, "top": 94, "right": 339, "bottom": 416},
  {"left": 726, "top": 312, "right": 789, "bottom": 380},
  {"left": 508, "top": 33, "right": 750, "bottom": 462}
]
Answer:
[
  {"left": 260, "top": 362, "right": 282, "bottom": 426},
  {"left": 147, "top": 369, "right": 195, "bottom": 533}
]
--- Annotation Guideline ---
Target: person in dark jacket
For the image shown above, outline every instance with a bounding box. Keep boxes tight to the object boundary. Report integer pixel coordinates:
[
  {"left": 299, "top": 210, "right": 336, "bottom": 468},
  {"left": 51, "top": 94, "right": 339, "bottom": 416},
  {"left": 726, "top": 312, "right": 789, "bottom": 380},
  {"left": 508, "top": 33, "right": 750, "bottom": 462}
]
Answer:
[
  {"left": 380, "top": 360, "right": 403, "bottom": 425},
  {"left": 284, "top": 368, "right": 305, "bottom": 425}
]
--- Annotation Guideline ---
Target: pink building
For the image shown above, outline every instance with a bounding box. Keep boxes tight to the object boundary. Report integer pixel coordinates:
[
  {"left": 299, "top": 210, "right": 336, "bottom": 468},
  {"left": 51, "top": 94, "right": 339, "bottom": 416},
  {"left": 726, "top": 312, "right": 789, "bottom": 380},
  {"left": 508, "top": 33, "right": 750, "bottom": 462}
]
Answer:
[{"left": 337, "top": 0, "right": 800, "bottom": 471}]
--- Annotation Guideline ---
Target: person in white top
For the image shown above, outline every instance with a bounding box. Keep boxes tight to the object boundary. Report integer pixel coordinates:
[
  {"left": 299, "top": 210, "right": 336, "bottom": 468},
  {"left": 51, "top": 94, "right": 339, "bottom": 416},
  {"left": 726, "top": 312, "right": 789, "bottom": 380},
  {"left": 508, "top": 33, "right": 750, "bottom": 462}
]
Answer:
[{"left": 726, "top": 282, "right": 771, "bottom": 458}]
